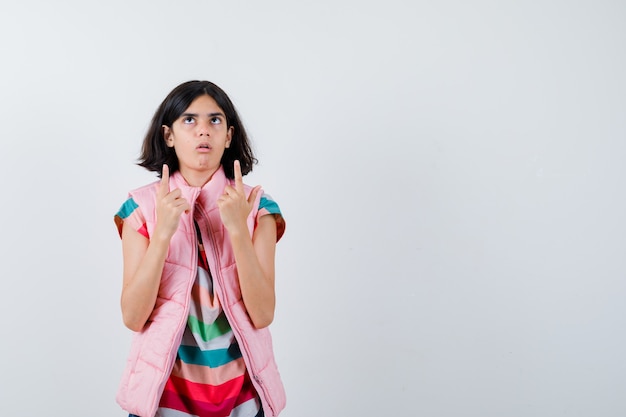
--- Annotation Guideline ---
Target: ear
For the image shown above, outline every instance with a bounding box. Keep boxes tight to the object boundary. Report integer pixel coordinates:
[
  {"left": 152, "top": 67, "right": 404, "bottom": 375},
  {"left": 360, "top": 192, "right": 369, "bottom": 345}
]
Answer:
[
  {"left": 225, "top": 126, "right": 234, "bottom": 148},
  {"left": 162, "top": 125, "right": 174, "bottom": 148}
]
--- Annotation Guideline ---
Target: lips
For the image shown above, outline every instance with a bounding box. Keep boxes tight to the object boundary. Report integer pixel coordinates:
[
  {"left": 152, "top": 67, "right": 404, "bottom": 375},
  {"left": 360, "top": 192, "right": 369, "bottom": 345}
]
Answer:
[{"left": 197, "top": 142, "right": 211, "bottom": 151}]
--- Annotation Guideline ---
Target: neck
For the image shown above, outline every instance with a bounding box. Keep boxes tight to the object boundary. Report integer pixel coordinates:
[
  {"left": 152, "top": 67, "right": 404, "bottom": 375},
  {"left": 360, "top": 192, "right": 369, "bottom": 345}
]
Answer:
[{"left": 178, "top": 166, "right": 220, "bottom": 187}]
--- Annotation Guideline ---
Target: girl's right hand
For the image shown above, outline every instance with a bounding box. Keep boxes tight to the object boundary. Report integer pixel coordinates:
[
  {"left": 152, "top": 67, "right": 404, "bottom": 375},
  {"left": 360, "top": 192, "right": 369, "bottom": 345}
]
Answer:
[{"left": 154, "top": 164, "right": 190, "bottom": 241}]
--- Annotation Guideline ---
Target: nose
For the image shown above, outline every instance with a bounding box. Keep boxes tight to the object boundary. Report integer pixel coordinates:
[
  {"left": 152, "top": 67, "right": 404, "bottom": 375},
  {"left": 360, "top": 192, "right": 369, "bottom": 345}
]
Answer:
[{"left": 197, "top": 119, "right": 210, "bottom": 136}]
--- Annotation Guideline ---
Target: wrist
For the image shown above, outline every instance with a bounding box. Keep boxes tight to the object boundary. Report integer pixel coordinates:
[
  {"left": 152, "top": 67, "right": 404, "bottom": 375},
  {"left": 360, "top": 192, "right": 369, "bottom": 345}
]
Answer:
[
  {"left": 151, "top": 227, "right": 174, "bottom": 245},
  {"left": 225, "top": 223, "right": 249, "bottom": 239}
]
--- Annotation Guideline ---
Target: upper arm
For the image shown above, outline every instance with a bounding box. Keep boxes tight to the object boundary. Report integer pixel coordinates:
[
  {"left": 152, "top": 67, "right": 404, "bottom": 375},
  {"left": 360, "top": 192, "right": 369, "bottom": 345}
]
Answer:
[
  {"left": 252, "top": 214, "right": 278, "bottom": 283},
  {"left": 121, "top": 221, "right": 149, "bottom": 290}
]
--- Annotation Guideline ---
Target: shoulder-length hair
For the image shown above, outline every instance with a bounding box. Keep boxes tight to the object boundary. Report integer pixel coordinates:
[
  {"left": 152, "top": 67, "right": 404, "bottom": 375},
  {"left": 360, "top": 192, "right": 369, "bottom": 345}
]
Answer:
[{"left": 138, "top": 80, "right": 257, "bottom": 179}]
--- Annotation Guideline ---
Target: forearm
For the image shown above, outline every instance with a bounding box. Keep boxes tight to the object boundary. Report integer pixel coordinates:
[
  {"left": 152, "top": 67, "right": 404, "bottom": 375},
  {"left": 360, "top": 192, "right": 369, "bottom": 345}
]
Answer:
[
  {"left": 121, "top": 233, "right": 170, "bottom": 331},
  {"left": 229, "top": 227, "right": 276, "bottom": 329},
  {"left": 216, "top": 167, "right": 278, "bottom": 329}
]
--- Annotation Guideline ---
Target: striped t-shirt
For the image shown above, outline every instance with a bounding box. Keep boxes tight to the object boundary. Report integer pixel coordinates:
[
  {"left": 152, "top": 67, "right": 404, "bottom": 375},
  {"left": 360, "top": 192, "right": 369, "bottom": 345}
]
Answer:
[{"left": 115, "top": 193, "right": 284, "bottom": 417}]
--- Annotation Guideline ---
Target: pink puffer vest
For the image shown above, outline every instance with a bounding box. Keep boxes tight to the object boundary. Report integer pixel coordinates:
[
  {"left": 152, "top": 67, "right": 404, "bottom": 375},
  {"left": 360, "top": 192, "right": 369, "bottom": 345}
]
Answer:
[{"left": 116, "top": 166, "right": 286, "bottom": 417}]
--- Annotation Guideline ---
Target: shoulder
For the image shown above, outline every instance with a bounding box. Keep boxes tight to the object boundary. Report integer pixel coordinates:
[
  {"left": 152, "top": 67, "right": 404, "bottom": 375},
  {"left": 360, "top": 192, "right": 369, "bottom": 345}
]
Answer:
[
  {"left": 255, "top": 191, "right": 286, "bottom": 241},
  {"left": 258, "top": 192, "right": 282, "bottom": 216},
  {"left": 126, "top": 181, "right": 162, "bottom": 217},
  {"left": 114, "top": 196, "right": 149, "bottom": 238},
  {"left": 129, "top": 180, "right": 160, "bottom": 200},
  {"left": 113, "top": 181, "right": 158, "bottom": 238}
]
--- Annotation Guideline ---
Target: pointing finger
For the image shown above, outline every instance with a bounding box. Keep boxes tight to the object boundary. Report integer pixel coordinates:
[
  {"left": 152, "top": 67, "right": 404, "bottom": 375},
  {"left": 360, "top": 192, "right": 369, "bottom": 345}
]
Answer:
[
  {"left": 234, "top": 160, "right": 244, "bottom": 193},
  {"left": 159, "top": 164, "right": 170, "bottom": 198}
]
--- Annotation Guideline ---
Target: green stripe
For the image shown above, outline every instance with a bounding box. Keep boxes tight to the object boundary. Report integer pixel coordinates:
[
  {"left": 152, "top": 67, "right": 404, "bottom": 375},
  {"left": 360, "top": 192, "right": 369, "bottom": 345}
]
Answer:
[{"left": 187, "top": 313, "right": 231, "bottom": 342}]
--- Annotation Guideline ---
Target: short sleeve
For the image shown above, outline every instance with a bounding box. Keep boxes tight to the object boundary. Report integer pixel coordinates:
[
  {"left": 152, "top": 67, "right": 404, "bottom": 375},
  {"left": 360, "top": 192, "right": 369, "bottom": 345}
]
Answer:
[
  {"left": 114, "top": 197, "right": 149, "bottom": 238},
  {"left": 257, "top": 192, "right": 286, "bottom": 242}
]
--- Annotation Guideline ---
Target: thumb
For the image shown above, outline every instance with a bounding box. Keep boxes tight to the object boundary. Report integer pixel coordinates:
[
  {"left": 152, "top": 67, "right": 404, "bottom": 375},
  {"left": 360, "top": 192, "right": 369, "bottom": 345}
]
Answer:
[{"left": 248, "top": 185, "right": 262, "bottom": 206}]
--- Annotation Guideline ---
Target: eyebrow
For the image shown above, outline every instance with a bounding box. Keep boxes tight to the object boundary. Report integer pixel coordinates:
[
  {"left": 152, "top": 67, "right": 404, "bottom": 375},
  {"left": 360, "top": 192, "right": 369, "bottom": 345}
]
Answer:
[{"left": 181, "top": 112, "right": 225, "bottom": 118}]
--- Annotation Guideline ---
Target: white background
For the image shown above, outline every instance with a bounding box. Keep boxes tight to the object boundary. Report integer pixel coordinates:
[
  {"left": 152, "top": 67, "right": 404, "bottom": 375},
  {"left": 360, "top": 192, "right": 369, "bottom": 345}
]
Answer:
[{"left": 1, "top": 1, "right": 625, "bottom": 416}]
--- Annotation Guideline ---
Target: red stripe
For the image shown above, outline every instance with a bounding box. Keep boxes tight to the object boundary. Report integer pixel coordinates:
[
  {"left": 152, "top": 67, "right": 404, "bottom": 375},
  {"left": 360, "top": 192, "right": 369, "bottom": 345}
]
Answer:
[
  {"left": 138, "top": 223, "right": 148, "bottom": 238},
  {"left": 160, "top": 373, "right": 258, "bottom": 415},
  {"left": 160, "top": 388, "right": 235, "bottom": 416},
  {"left": 162, "top": 374, "right": 245, "bottom": 404},
  {"left": 198, "top": 247, "right": 209, "bottom": 270},
  {"left": 159, "top": 388, "right": 257, "bottom": 416},
  {"left": 232, "top": 375, "right": 259, "bottom": 408}
]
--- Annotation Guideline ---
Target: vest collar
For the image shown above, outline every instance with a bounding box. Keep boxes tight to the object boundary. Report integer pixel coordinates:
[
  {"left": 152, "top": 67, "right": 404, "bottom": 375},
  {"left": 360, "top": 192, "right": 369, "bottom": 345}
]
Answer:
[{"left": 169, "top": 165, "right": 231, "bottom": 208}]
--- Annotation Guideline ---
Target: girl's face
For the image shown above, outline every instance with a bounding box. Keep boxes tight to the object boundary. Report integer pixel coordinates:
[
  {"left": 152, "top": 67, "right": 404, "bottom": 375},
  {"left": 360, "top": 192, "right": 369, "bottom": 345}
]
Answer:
[{"left": 163, "top": 94, "right": 233, "bottom": 186}]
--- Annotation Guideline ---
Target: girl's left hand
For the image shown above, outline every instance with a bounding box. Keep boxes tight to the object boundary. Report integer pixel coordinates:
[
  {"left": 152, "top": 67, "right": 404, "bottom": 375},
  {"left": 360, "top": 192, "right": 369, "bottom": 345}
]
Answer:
[{"left": 218, "top": 160, "right": 261, "bottom": 235}]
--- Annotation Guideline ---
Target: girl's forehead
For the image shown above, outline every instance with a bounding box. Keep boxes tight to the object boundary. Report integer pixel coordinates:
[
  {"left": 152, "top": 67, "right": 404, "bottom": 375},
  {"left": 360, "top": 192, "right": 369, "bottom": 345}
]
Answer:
[{"left": 185, "top": 94, "right": 222, "bottom": 112}]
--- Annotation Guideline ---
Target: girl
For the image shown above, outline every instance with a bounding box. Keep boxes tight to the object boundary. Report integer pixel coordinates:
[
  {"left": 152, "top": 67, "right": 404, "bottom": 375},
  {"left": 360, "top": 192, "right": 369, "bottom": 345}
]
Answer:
[{"left": 114, "top": 81, "right": 286, "bottom": 417}]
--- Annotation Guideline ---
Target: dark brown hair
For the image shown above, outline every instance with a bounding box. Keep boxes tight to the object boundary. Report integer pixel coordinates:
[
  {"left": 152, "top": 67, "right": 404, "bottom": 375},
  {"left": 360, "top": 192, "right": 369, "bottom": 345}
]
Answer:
[{"left": 138, "top": 80, "right": 257, "bottom": 179}]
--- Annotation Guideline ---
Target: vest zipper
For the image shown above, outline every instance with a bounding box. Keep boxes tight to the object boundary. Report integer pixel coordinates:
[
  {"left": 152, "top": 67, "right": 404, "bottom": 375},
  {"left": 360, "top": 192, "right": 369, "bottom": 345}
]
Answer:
[
  {"left": 198, "top": 206, "right": 276, "bottom": 416},
  {"left": 157, "top": 188, "right": 200, "bottom": 414}
]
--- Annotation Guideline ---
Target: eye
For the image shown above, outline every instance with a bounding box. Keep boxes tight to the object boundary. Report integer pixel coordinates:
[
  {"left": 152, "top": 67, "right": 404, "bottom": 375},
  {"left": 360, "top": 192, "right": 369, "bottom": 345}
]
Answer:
[
  {"left": 182, "top": 116, "right": 195, "bottom": 124},
  {"left": 210, "top": 116, "right": 223, "bottom": 125}
]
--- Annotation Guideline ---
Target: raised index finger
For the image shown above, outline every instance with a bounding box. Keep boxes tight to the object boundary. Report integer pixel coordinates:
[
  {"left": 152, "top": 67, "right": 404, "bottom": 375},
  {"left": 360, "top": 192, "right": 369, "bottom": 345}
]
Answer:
[
  {"left": 159, "top": 164, "right": 170, "bottom": 197},
  {"left": 233, "top": 160, "right": 244, "bottom": 192}
]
